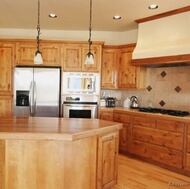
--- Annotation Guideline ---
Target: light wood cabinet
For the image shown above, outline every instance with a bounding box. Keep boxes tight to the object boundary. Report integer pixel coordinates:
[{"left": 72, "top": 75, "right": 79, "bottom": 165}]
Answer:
[
  {"left": 114, "top": 112, "right": 132, "bottom": 153},
  {"left": 97, "top": 131, "right": 119, "bottom": 189},
  {"left": 101, "top": 48, "right": 118, "bottom": 89},
  {"left": 0, "top": 96, "right": 13, "bottom": 117},
  {"left": 132, "top": 116, "right": 184, "bottom": 169},
  {"left": 63, "top": 44, "right": 82, "bottom": 71},
  {"left": 99, "top": 108, "right": 114, "bottom": 121},
  {"left": 63, "top": 44, "right": 102, "bottom": 72},
  {"left": 118, "top": 46, "right": 146, "bottom": 89},
  {"left": 101, "top": 44, "right": 146, "bottom": 89},
  {"left": 0, "top": 42, "right": 14, "bottom": 117},
  {"left": 184, "top": 123, "right": 190, "bottom": 171},
  {"left": 0, "top": 43, "right": 14, "bottom": 95},
  {"left": 16, "top": 41, "right": 61, "bottom": 66}
]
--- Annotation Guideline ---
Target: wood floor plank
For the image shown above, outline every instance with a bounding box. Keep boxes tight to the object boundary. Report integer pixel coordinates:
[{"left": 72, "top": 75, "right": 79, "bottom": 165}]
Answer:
[{"left": 111, "top": 154, "right": 190, "bottom": 189}]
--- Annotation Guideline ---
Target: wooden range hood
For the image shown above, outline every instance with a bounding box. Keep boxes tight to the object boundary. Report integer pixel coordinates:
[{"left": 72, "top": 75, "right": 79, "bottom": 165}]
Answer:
[{"left": 131, "top": 6, "right": 190, "bottom": 67}]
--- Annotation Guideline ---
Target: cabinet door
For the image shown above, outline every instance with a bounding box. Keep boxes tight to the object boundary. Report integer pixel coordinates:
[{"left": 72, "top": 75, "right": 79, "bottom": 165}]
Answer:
[
  {"left": 118, "top": 47, "right": 137, "bottom": 89},
  {"left": 63, "top": 44, "right": 82, "bottom": 71},
  {"left": 0, "top": 43, "right": 14, "bottom": 95},
  {"left": 97, "top": 132, "right": 118, "bottom": 189},
  {"left": 101, "top": 49, "right": 118, "bottom": 89},
  {"left": 0, "top": 95, "right": 13, "bottom": 117},
  {"left": 16, "top": 42, "right": 61, "bottom": 66},
  {"left": 99, "top": 111, "right": 113, "bottom": 121},
  {"left": 82, "top": 44, "right": 101, "bottom": 72},
  {"left": 119, "top": 123, "right": 131, "bottom": 153}
]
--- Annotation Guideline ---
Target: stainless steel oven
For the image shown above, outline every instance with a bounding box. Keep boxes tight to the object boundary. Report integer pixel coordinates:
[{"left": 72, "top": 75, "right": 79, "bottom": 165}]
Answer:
[{"left": 62, "top": 101, "right": 98, "bottom": 118}]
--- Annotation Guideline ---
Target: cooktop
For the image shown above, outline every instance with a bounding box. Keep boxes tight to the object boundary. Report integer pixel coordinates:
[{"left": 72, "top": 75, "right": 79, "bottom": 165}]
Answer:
[{"left": 138, "top": 107, "right": 190, "bottom": 117}]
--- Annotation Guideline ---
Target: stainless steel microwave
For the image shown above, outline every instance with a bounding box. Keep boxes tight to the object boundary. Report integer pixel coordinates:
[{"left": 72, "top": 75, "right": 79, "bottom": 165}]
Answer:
[{"left": 62, "top": 72, "right": 100, "bottom": 95}]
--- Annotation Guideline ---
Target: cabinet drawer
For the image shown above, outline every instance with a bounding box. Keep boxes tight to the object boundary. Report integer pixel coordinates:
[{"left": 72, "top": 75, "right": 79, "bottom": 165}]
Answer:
[
  {"left": 133, "top": 115, "right": 155, "bottom": 128},
  {"left": 131, "top": 140, "right": 183, "bottom": 169},
  {"left": 113, "top": 113, "right": 131, "bottom": 123},
  {"left": 184, "top": 153, "right": 190, "bottom": 171},
  {"left": 156, "top": 119, "right": 184, "bottom": 133},
  {"left": 188, "top": 124, "right": 190, "bottom": 134},
  {"left": 132, "top": 126, "right": 183, "bottom": 151},
  {"left": 187, "top": 135, "right": 190, "bottom": 153}
]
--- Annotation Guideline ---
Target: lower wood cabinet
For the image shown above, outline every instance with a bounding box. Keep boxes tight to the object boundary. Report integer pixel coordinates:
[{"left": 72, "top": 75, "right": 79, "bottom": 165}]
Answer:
[
  {"left": 98, "top": 108, "right": 113, "bottom": 121},
  {"left": 0, "top": 96, "right": 13, "bottom": 117},
  {"left": 97, "top": 132, "right": 119, "bottom": 189},
  {"left": 184, "top": 123, "right": 190, "bottom": 171},
  {"left": 112, "top": 110, "right": 190, "bottom": 176}
]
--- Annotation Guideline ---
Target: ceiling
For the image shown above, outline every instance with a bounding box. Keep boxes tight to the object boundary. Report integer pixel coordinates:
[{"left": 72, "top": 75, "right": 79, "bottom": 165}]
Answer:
[{"left": 1, "top": 0, "right": 190, "bottom": 32}]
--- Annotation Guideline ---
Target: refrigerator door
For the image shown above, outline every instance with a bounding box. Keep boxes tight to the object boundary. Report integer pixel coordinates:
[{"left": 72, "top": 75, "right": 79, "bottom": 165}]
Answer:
[
  {"left": 33, "top": 68, "right": 60, "bottom": 117},
  {"left": 14, "top": 67, "right": 60, "bottom": 117},
  {"left": 14, "top": 68, "right": 33, "bottom": 117}
]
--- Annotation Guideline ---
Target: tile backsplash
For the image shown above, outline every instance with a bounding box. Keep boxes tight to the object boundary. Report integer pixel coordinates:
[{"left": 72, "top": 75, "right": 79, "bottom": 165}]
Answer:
[{"left": 101, "top": 66, "right": 190, "bottom": 112}]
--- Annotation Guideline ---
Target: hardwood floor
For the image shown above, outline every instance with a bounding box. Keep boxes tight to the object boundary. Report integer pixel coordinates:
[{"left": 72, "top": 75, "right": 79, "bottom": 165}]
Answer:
[{"left": 111, "top": 154, "right": 190, "bottom": 189}]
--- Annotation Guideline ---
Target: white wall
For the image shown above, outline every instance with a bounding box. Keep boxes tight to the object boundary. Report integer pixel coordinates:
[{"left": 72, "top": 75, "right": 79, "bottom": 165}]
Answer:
[{"left": 0, "top": 28, "right": 138, "bottom": 45}]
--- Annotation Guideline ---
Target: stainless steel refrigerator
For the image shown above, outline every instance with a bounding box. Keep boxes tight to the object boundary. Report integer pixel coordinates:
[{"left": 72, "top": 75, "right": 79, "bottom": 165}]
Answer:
[{"left": 14, "top": 67, "right": 61, "bottom": 117}]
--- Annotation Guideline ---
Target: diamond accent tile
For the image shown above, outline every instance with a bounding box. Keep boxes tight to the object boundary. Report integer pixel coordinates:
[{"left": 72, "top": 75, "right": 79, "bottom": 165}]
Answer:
[
  {"left": 175, "top": 86, "right": 182, "bottom": 93},
  {"left": 159, "top": 100, "right": 165, "bottom": 107},
  {"left": 146, "top": 85, "right": 152, "bottom": 92},
  {"left": 160, "top": 71, "right": 167, "bottom": 77}
]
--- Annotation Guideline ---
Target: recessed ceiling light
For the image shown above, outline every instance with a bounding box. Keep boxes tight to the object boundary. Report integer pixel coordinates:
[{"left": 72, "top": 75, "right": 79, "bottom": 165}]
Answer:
[
  {"left": 148, "top": 4, "right": 158, "bottom": 10},
  {"left": 113, "top": 15, "right": 121, "bottom": 20},
  {"left": 49, "top": 13, "right": 57, "bottom": 18}
]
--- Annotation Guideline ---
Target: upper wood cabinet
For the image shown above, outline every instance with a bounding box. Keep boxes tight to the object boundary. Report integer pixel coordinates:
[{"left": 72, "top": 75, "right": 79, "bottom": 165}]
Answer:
[
  {"left": 118, "top": 45, "right": 147, "bottom": 89},
  {"left": 101, "top": 44, "right": 147, "bottom": 89},
  {"left": 63, "top": 44, "right": 82, "bottom": 71},
  {"left": 16, "top": 41, "right": 61, "bottom": 66},
  {"left": 63, "top": 43, "right": 102, "bottom": 72},
  {"left": 0, "top": 43, "right": 14, "bottom": 95},
  {"left": 101, "top": 48, "right": 118, "bottom": 89}
]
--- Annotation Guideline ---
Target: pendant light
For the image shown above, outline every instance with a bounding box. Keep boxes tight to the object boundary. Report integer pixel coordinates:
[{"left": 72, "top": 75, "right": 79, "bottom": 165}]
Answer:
[
  {"left": 34, "top": 0, "right": 43, "bottom": 64},
  {"left": 85, "top": 0, "right": 94, "bottom": 64}
]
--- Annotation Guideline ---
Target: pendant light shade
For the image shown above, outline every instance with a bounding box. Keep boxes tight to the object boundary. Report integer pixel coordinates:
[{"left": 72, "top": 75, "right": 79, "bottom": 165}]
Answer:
[
  {"left": 34, "top": 0, "right": 43, "bottom": 64},
  {"left": 85, "top": 0, "right": 94, "bottom": 65},
  {"left": 34, "top": 51, "right": 43, "bottom": 64}
]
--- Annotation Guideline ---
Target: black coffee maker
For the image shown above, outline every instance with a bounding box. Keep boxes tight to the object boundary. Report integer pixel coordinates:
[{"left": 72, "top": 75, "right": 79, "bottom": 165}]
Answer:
[{"left": 106, "top": 97, "right": 115, "bottom": 107}]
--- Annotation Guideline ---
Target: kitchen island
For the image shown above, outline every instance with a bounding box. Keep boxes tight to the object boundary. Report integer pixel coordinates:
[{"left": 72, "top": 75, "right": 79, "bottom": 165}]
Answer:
[{"left": 0, "top": 117, "right": 122, "bottom": 189}]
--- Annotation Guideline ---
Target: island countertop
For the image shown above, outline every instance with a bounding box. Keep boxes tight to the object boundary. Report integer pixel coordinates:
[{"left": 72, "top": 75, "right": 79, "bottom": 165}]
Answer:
[{"left": 0, "top": 117, "right": 123, "bottom": 141}]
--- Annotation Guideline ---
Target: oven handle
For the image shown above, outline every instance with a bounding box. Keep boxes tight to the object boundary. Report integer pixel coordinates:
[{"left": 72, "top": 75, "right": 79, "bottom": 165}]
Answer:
[{"left": 63, "top": 104, "right": 97, "bottom": 107}]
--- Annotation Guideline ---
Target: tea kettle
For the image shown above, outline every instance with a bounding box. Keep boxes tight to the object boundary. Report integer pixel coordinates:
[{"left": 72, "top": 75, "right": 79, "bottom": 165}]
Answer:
[{"left": 130, "top": 96, "right": 139, "bottom": 108}]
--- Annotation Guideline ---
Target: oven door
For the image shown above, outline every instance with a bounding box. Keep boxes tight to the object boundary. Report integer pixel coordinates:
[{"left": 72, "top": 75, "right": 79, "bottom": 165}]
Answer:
[{"left": 63, "top": 103, "right": 98, "bottom": 119}]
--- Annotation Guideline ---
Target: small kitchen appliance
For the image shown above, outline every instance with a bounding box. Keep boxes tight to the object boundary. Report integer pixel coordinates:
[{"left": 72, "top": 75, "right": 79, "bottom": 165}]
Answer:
[
  {"left": 106, "top": 97, "right": 115, "bottom": 107},
  {"left": 130, "top": 96, "right": 139, "bottom": 108}
]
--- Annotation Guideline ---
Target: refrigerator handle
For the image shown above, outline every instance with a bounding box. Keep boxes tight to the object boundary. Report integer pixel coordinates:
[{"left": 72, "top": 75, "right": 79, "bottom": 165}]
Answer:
[
  {"left": 33, "top": 81, "right": 37, "bottom": 115},
  {"left": 29, "top": 81, "right": 36, "bottom": 116}
]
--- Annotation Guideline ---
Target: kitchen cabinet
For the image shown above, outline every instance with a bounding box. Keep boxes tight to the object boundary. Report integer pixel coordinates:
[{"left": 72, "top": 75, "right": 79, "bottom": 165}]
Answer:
[
  {"left": 131, "top": 116, "right": 184, "bottom": 169},
  {"left": 0, "top": 96, "right": 13, "bottom": 117},
  {"left": 118, "top": 45, "right": 147, "bottom": 89},
  {"left": 101, "top": 47, "right": 118, "bottom": 89},
  {"left": 101, "top": 44, "right": 147, "bottom": 90},
  {"left": 184, "top": 123, "right": 190, "bottom": 171},
  {"left": 97, "top": 131, "right": 119, "bottom": 189},
  {"left": 0, "top": 42, "right": 14, "bottom": 117},
  {"left": 113, "top": 112, "right": 132, "bottom": 153},
  {"left": 99, "top": 108, "right": 114, "bottom": 121},
  {"left": 63, "top": 43, "right": 102, "bottom": 72},
  {"left": 16, "top": 41, "right": 61, "bottom": 66},
  {"left": 0, "top": 43, "right": 14, "bottom": 95}
]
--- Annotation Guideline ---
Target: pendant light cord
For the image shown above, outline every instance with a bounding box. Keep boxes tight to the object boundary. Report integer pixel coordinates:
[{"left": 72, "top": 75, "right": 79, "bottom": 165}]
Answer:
[
  {"left": 88, "top": 0, "right": 92, "bottom": 52},
  {"left": 36, "top": 0, "right": 41, "bottom": 52}
]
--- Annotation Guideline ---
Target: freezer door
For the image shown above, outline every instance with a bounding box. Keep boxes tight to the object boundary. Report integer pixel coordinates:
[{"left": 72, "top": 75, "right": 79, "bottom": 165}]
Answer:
[
  {"left": 14, "top": 68, "right": 33, "bottom": 117},
  {"left": 34, "top": 68, "right": 60, "bottom": 117}
]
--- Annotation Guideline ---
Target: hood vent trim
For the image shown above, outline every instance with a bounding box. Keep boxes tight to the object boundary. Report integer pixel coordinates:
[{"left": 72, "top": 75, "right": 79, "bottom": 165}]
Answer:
[{"left": 131, "top": 6, "right": 190, "bottom": 67}]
